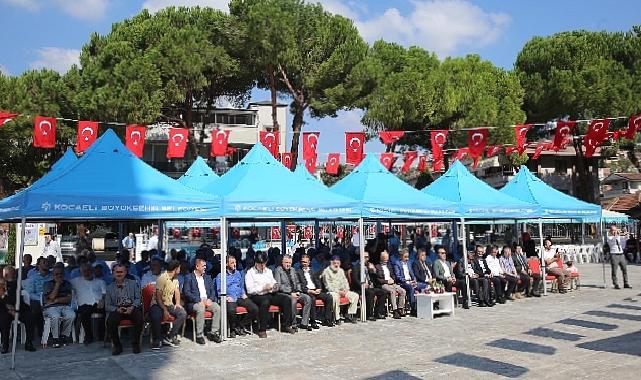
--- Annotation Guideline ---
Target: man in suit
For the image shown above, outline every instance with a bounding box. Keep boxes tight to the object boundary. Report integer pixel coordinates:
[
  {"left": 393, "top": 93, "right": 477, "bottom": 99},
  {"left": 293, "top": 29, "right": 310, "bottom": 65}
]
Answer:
[
  {"left": 433, "top": 247, "right": 457, "bottom": 292},
  {"left": 512, "top": 245, "right": 540, "bottom": 297},
  {"left": 476, "top": 245, "right": 506, "bottom": 304},
  {"left": 412, "top": 248, "right": 435, "bottom": 291},
  {"left": 297, "top": 254, "right": 332, "bottom": 327},
  {"left": 351, "top": 252, "right": 387, "bottom": 321},
  {"left": 274, "top": 255, "right": 314, "bottom": 331},
  {"left": 375, "top": 251, "right": 406, "bottom": 319},
  {"left": 466, "top": 251, "right": 493, "bottom": 307},
  {"left": 394, "top": 249, "right": 418, "bottom": 316},
  {"left": 182, "top": 258, "right": 221, "bottom": 344}
]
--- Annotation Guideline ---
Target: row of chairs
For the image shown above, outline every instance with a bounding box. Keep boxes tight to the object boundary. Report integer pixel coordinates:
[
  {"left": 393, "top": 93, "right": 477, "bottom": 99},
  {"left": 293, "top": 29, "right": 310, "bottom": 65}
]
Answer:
[{"left": 555, "top": 244, "right": 601, "bottom": 264}]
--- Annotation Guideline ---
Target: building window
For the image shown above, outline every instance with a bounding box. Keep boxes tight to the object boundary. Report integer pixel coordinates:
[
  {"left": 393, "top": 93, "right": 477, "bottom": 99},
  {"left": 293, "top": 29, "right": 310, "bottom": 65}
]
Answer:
[{"left": 554, "top": 159, "right": 568, "bottom": 174}]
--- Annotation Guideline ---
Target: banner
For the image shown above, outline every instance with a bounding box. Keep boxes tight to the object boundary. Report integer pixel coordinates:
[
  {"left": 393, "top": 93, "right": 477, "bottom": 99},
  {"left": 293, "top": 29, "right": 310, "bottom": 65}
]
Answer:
[
  {"left": 76, "top": 120, "right": 98, "bottom": 152},
  {"left": 345, "top": 132, "right": 365, "bottom": 165},
  {"left": 624, "top": 115, "right": 641, "bottom": 140},
  {"left": 380, "top": 152, "right": 396, "bottom": 170},
  {"left": 166, "top": 128, "right": 188, "bottom": 159},
  {"left": 0, "top": 112, "right": 18, "bottom": 126},
  {"left": 210, "top": 129, "right": 230, "bottom": 157},
  {"left": 515, "top": 124, "right": 531, "bottom": 153},
  {"left": 583, "top": 118, "right": 610, "bottom": 158},
  {"left": 467, "top": 128, "right": 488, "bottom": 158},
  {"left": 430, "top": 130, "right": 448, "bottom": 161},
  {"left": 33, "top": 116, "right": 56, "bottom": 148},
  {"left": 259, "top": 130, "right": 279, "bottom": 158},
  {"left": 125, "top": 124, "right": 146, "bottom": 157},
  {"left": 379, "top": 131, "right": 405, "bottom": 145},
  {"left": 280, "top": 152, "right": 293, "bottom": 170},
  {"left": 325, "top": 153, "right": 340, "bottom": 175},
  {"left": 302, "top": 132, "right": 320, "bottom": 160},
  {"left": 552, "top": 120, "right": 576, "bottom": 151},
  {"left": 401, "top": 151, "right": 417, "bottom": 173}
]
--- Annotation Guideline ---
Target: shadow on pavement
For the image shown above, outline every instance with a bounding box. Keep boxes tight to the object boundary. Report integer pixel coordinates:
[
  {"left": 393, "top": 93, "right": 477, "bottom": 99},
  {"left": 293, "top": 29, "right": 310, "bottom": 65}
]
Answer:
[
  {"left": 524, "top": 327, "right": 584, "bottom": 341},
  {"left": 606, "top": 304, "right": 641, "bottom": 312},
  {"left": 584, "top": 310, "right": 641, "bottom": 321},
  {"left": 486, "top": 338, "right": 556, "bottom": 355},
  {"left": 364, "top": 370, "right": 423, "bottom": 380},
  {"left": 557, "top": 318, "right": 618, "bottom": 331},
  {"left": 434, "top": 353, "right": 528, "bottom": 378},
  {"left": 577, "top": 330, "right": 641, "bottom": 357}
]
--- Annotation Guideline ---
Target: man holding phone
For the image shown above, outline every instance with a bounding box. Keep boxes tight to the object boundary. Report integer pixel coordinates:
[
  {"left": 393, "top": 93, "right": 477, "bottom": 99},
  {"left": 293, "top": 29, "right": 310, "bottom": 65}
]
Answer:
[
  {"left": 607, "top": 225, "right": 631, "bottom": 289},
  {"left": 542, "top": 239, "right": 570, "bottom": 293}
]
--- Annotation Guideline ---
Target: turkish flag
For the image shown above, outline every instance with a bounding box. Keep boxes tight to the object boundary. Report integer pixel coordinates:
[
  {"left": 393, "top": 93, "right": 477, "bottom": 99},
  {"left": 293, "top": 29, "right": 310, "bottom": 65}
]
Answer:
[
  {"left": 515, "top": 124, "right": 531, "bottom": 153},
  {"left": 33, "top": 116, "right": 57, "bottom": 148},
  {"left": 280, "top": 152, "right": 293, "bottom": 170},
  {"left": 552, "top": 121, "right": 576, "bottom": 151},
  {"left": 532, "top": 142, "right": 550, "bottom": 160},
  {"left": 305, "top": 154, "right": 317, "bottom": 174},
  {"left": 417, "top": 155, "right": 427, "bottom": 172},
  {"left": 76, "top": 121, "right": 98, "bottom": 152},
  {"left": 430, "top": 130, "right": 448, "bottom": 161},
  {"left": 167, "top": 128, "right": 188, "bottom": 159},
  {"left": 0, "top": 112, "right": 18, "bottom": 126},
  {"left": 336, "top": 226, "right": 344, "bottom": 239},
  {"left": 125, "top": 124, "right": 146, "bottom": 157},
  {"left": 259, "top": 130, "right": 279, "bottom": 158},
  {"left": 505, "top": 146, "right": 518, "bottom": 155},
  {"left": 271, "top": 227, "right": 281, "bottom": 240},
  {"left": 325, "top": 153, "right": 340, "bottom": 175},
  {"left": 401, "top": 151, "right": 418, "bottom": 173},
  {"left": 302, "top": 132, "right": 320, "bottom": 160},
  {"left": 486, "top": 145, "right": 501, "bottom": 157},
  {"left": 379, "top": 152, "right": 396, "bottom": 170},
  {"left": 304, "top": 226, "right": 313, "bottom": 239},
  {"left": 210, "top": 129, "right": 230, "bottom": 157},
  {"left": 583, "top": 118, "right": 610, "bottom": 158},
  {"left": 467, "top": 129, "right": 488, "bottom": 158},
  {"left": 453, "top": 147, "right": 469, "bottom": 162},
  {"left": 379, "top": 131, "right": 405, "bottom": 145},
  {"left": 432, "top": 157, "right": 444, "bottom": 172},
  {"left": 286, "top": 225, "right": 296, "bottom": 239},
  {"left": 624, "top": 115, "right": 641, "bottom": 140},
  {"left": 345, "top": 132, "right": 365, "bottom": 165}
]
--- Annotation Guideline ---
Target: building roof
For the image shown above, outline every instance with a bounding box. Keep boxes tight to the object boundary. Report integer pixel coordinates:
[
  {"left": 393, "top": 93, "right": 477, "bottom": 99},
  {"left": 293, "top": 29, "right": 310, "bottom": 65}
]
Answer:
[
  {"left": 248, "top": 100, "right": 288, "bottom": 107},
  {"left": 603, "top": 172, "right": 641, "bottom": 184},
  {"left": 601, "top": 192, "right": 641, "bottom": 212}
]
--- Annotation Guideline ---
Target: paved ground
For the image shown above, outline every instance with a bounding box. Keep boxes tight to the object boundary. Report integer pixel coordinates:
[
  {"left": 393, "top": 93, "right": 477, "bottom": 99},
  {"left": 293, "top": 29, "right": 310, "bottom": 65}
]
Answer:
[{"left": 2, "top": 263, "right": 641, "bottom": 379}]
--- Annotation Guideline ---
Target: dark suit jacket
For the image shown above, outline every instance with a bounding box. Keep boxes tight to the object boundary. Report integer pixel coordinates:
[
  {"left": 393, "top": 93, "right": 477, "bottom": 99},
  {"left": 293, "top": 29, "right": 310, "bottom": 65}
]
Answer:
[
  {"left": 393, "top": 261, "right": 416, "bottom": 284},
  {"left": 350, "top": 264, "right": 377, "bottom": 292},
  {"left": 296, "top": 268, "right": 324, "bottom": 293},
  {"left": 474, "top": 258, "right": 492, "bottom": 276},
  {"left": 412, "top": 260, "right": 433, "bottom": 283},
  {"left": 375, "top": 262, "right": 397, "bottom": 287},
  {"left": 182, "top": 273, "right": 214, "bottom": 305}
]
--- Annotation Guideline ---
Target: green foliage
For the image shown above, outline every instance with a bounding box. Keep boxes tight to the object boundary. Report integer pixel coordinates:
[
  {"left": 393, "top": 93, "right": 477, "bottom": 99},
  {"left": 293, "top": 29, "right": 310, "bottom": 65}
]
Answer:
[
  {"left": 414, "top": 170, "right": 434, "bottom": 190},
  {"left": 6, "top": 224, "right": 16, "bottom": 265},
  {"left": 320, "top": 164, "right": 348, "bottom": 187},
  {"left": 607, "top": 157, "right": 638, "bottom": 173}
]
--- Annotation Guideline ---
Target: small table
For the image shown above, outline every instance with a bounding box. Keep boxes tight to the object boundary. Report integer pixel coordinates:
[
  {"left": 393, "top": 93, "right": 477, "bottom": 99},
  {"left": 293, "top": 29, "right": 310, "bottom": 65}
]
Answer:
[{"left": 416, "top": 292, "right": 456, "bottom": 320}]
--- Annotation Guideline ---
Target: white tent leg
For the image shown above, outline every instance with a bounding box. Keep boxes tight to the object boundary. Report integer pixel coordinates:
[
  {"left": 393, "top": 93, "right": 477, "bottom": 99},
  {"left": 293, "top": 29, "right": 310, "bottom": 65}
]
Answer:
[
  {"left": 600, "top": 217, "right": 606, "bottom": 288},
  {"left": 358, "top": 218, "right": 366, "bottom": 322},
  {"left": 539, "top": 219, "right": 546, "bottom": 296},
  {"left": 219, "top": 217, "right": 228, "bottom": 340},
  {"left": 460, "top": 218, "right": 471, "bottom": 308},
  {"left": 11, "top": 218, "right": 26, "bottom": 370}
]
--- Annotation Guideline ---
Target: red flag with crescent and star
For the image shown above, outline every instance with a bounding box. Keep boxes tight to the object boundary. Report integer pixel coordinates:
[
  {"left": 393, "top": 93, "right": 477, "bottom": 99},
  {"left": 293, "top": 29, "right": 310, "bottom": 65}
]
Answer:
[
  {"left": 33, "top": 116, "right": 57, "bottom": 148},
  {"left": 467, "top": 128, "right": 489, "bottom": 158},
  {"left": 280, "top": 152, "right": 293, "bottom": 170},
  {"left": 76, "top": 121, "right": 98, "bottom": 152},
  {"left": 210, "top": 129, "right": 230, "bottom": 157},
  {"left": 302, "top": 132, "right": 320, "bottom": 160},
  {"left": 430, "top": 130, "right": 448, "bottom": 162},
  {"left": 259, "top": 130, "right": 279, "bottom": 158},
  {"left": 486, "top": 145, "right": 501, "bottom": 158},
  {"left": 417, "top": 155, "right": 427, "bottom": 172},
  {"left": 125, "top": 124, "right": 146, "bottom": 157},
  {"left": 166, "top": 128, "right": 188, "bottom": 159},
  {"left": 305, "top": 154, "right": 317, "bottom": 174},
  {"left": 583, "top": 119, "right": 610, "bottom": 158},
  {"left": 401, "top": 151, "right": 418, "bottom": 173},
  {"left": 624, "top": 115, "right": 641, "bottom": 140},
  {"left": 552, "top": 121, "right": 576, "bottom": 151},
  {"left": 515, "top": 124, "right": 531, "bottom": 153},
  {"left": 379, "top": 131, "right": 405, "bottom": 145},
  {"left": 345, "top": 132, "right": 365, "bottom": 165},
  {"left": 325, "top": 153, "right": 340, "bottom": 175},
  {"left": 0, "top": 112, "right": 18, "bottom": 126},
  {"left": 379, "top": 152, "right": 396, "bottom": 170}
]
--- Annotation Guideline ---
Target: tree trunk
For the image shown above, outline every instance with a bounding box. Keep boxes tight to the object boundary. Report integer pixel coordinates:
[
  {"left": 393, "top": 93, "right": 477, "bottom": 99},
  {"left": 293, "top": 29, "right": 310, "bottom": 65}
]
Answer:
[
  {"left": 289, "top": 103, "right": 305, "bottom": 170},
  {"left": 626, "top": 149, "right": 641, "bottom": 171},
  {"left": 267, "top": 65, "right": 279, "bottom": 131},
  {"left": 184, "top": 90, "right": 199, "bottom": 159},
  {"left": 572, "top": 139, "right": 594, "bottom": 202}
]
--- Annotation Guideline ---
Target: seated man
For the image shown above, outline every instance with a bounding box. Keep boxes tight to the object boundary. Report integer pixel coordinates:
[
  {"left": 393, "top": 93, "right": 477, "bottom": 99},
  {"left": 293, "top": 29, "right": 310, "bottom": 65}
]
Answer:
[
  {"left": 412, "top": 248, "right": 435, "bottom": 292},
  {"left": 141, "top": 257, "right": 163, "bottom": 288},
  {"left": 42, "top": 265, "right": 75, "bottom": 348},
  {"left": 105, "top": 263, "right": 143, "bottom": 355},
  {"left": 542, "top": 239, "right": 570, "bottom": 293},
  {"left": 351, "top": 252, "right": 387, "bottom": 321},
  {"left": 433, "top": 247, "right": 456, "bottom": 291},
  {"left": 245, "top": 251, "right": 294, "bottom": 338},
  {"left": 134, "top": 250, "right": 151, "bottom": 277},
  {"left": 27, "top": 257, "right": 52, "bottom": 320},
  {"left": 394, "top": 249, "right": 418, "bottom": 315},
  {"left": 466, "top": 252, "right": 492, "bottom": 307},
  {"left": 474, "top": 245, "right": 505, "bottom": 304},
  {"left": 274, "top": 255, "right": 314, "bottom": 331},
  {"left": 499, "top": 246, "right": 520, "bottom": 300},
  {"left": 149, "top": 260, "right": 187, "bottom": 349},
  {"left": 183, "top": 258, "right": 221, "bottom": 344},
  {"left": 70, "top": 262, "right": 106, "bottom": 345},
  {"left": 512, "top": 245, "right": 540, "bottom": 297},
  {"left": 484, "top": 245, "right": 509, "bottom": 302},
  {"left": 20, "top": 253, "right": 35, "bottom": 281},
  {"left": 298, "top": 254, "right": 333, "bottom": 327},
  {"left": 215, "top": 255, "right": 258, "bottom": 338},
  {"left": 321, "top": 256, "right": 359, "bottom": 324},
  {"left": 0, "top": 267, "right": 36, "bottom": 353},
  {"left": 375, "top": 251, "right": 406, "bottom": 319}
]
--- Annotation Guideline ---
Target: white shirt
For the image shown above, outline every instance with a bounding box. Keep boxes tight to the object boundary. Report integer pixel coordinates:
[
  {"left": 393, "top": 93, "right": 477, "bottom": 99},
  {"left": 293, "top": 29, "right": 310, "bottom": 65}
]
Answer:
[
  {"left": 43, "top": 240, "right": 62, "bottom": 263},
  {"left": 351, "top": 232, "right": 360, "bottom": 247},
  {"left": 543, "top": 248, "right": 558, "bottom": 269},
  {"left": 485, "top": 255, "right": 503, "bottom": 276},
  {"left": 401, "top": 262, "right": 411, "bottom": 281},
  {"left": 195, "top": 274, "right": 208, "bottom": 300},
  {"left": 245, "top": 267, "right": 277, "bottom": 296},
  {"left": 302, "top": 269, "right": 316, "bottom": 290},
  {"left": 71, "top": 277, "right": 106, "bottom": 306},
  {"left": 382, "top": 264, "right": 391, "bottom": 281},
  {"left": 147, "top": 234, "right": 159, "bottom": 250},
  {"left": 606, "top": 234, "right": 628, "bottom": 254},
  {"left": 438, "top": 260, "right": 451, "bottom": 278},
  {"left": 141, "top": 272, "right": 159, "bottom": 288}
]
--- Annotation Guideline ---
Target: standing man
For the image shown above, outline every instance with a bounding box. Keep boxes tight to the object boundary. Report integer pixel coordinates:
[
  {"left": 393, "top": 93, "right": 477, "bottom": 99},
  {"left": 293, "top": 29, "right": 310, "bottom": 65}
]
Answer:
[
  {"left": 215, "top": 255, "right": 258, "bottom": 338},
  {"left": 607, "top": 225, "right": 631, "bottom": 289},
  {"left": 43, "top": 234, "right": 62, "bottom": 263},
  {"left": 122, "top": 233, "right": 136, "bottom": 260},
  {"left": 70, "top": 263, "right": 106, "bottom": 345},
  {"left": 183, "top": 258, "right": 222, "bottom": 344},
  {"left": 105, "top": 263, "right": 143, "bottom": 355},
  {"left": 147, "top": 228, "right": 159, "bottom": 251},
  {"left": 149, "top": 260, "right": 187, "bottom": 349}
]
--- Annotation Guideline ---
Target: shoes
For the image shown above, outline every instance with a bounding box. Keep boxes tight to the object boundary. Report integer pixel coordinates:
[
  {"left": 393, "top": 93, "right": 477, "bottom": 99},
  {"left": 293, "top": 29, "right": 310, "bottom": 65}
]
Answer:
[
  {"left": 335, "top": 319, "right": 342, "bottom": 325},
  {"left": 624, "top": 284, "right": 632, "bottom": 289},
  {"left": 25, "top": 342, "right": 36, "bottom": 352},
  {"left": 60, "top": 335, "right": 68, "bottom": 347},
  {"left": 393, "top": 310, "right": 401, "bottom": 319},
  {"left": 171, "top": 336, "right": 181, "bottom": 346},
  {"left": 161, "top": 337, "right": 176, "bottom": 347},
  {"left": 507, "top": 295, "right": 515, "bottom": 301},
  {"left": 235, "top": 327, "right": 247, "bottom": 336},
  {"left": 257, "top": 331, "right": 267, "bottom": 338},
  {"left": 84, "top": 337, "right": 93, "bottom": 346},
  {"left": 498, "top": 298, "right": 506, "bottom": 304},
  {"left": 1, "top": 346, "right": 8, "bottom": 354},
  {"left": 367, "top": 316, "right": 376, "bottom": 321},
  {"left": 311, "top": 323, "right": 320, "bottom": 329},
  {"left": 463, "top": 303, "right": 470, "bottom": 309},
  {"left": 532, "top": 292, "right": 541, "bottom": 297},
  {"left": 112, "top": 344, "right": 123, "bottom": 356},
  {"left": 228, "top": 329, "right": 236, "bottom": 339},
  {"left": 195, "top": 337, "right": 206, "bottom": 345},
  {"left": 207, "top": 332, "right": 222, "bottom": 343},
  {"left": 614, "top": 284, "right": 621, "bottom": 289},
  {"left": 51, "top": 338, "right": 61, "bottom": 349},
  {"left": 322, "top": 320, "right": 335, "bottom": 327},
  {"left": 151, "top": 341, "right": 161, "bottom": 350},
  {"left": 376, "top": 314, "right": 387, "bottom": 320},
  {"left": 300, "top": 325, "right": 312, "bottom": 331},
  {"left": 132, "top": 344, "right": 141, "bottom": 354}
]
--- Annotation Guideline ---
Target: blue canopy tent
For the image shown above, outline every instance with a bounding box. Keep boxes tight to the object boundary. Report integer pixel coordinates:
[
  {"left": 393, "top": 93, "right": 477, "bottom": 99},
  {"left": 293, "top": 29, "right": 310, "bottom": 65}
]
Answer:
[
  {"left": 177, "top": 156, "right": 219, "bottom": 190},
  {"left": 293, "top": 164, "right": 326, "bottom": 188}
]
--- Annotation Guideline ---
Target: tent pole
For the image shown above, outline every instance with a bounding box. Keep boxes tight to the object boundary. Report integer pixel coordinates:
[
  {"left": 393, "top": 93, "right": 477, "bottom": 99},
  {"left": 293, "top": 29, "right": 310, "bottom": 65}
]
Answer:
[
  {"left": 157, "top": 219, "right": 164, "bottom": 252},
  {"left": 280, "top": 220, "right": 287, "bottom": 255},
  {"left": 460, "top": 218, "right": 471, "bottom": 308},
  {"left": 539, "top": 219, "right": 546, "bottom": 296},
  {"left": 219, "top": 217, "right": 228, "bottom": 340},
  {"left": 11, "top": 218, "right": 26, "bottom": 370},
  {"left": 600, "top": 217, "right": 606, "bottom": 288},
  {"left": 358, "top": 218, "right": 366, "bottom": 322},
  {"left": 314, "top": 220, "right": 320, "bottom": 248},
  {"left": 581, "top": 221, "right": 585, "bottom": 245}
]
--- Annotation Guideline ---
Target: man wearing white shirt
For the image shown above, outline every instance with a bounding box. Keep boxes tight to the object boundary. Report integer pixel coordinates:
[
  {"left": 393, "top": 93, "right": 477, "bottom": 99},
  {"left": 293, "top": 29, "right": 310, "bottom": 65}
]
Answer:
[
  {"left": 484, "top": 246, "right": 508, "bottom": 302},
  {"left": 351, "top": 229, "right": 360, "bottom": 249},
  {"left": 43, "top": 234, "right": 63, "bottom": 263},
  {"left": 71, "top": 263, "right": 106, "bottom": 345},
  {"left": 375, "top": 251, "right": 406, "bottom": 319},
  {"left": 607, "top": 225, "right": 631, "bottom": 289},
  {"left": 542, "top": 239, "right": 570, "bottom": 293},
  {"left": 147, "top": 229, "right": 159, "bottom": 251}
]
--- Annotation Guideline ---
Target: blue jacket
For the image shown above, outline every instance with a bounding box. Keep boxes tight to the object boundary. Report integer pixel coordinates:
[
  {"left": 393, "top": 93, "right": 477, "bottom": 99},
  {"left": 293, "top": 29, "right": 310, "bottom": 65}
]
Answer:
[
  {"left": 214, "top": 269, "right": 245, "bottom": 302},
  {"left": 182, "top": 273, "right": 214, "bottom": 305},
  {"left": 393, "top": 261, "right": 416, "bottom": 284}
]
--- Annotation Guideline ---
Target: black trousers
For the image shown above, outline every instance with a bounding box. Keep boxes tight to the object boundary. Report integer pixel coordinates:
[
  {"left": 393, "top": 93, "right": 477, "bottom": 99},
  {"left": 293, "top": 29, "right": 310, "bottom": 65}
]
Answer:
[
  {"left": 106, "top": 308, "right": 143, "bottom": 348},
  {"left": 249, "top": 293, "right": 292, "bottom": 332},
  {"left": 77, "top": 304, "right": 105, "bottom": 342},
  {"left": 469, "top": 277, "right": 490, "bottom": 303},
  {"left": 308, "top": 292, "right": 333, "bottom": 323},
  {"left": 489, "top": 276, "right": 506, "bottom": 300},
  {"left": 227, "top": 298, "right": 259, "bottom": 330},
  {"left": 0, "top": 306, "right": 35, "bottom": 348},
  {"left": 504, "top": 275, "right": 518, "bottom": 296},
  {"left": 363, "top": 287, "right": 387, "bottom": 318},
  {"left": 516, "top": 273, "right": 531, "bottom": 293}
]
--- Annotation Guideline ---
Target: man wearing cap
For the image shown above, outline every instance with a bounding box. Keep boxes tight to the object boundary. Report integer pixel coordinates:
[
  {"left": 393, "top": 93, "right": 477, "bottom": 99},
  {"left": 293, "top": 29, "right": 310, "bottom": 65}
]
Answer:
[
  {"left": 245, "top": 251, "right": 295, "bottom": 338},
  {"left": 375, "top": 251, "right": 406, "bottom": 319},
  {"left": 321, "top": 256, "right": 359, "bottom": 324}
]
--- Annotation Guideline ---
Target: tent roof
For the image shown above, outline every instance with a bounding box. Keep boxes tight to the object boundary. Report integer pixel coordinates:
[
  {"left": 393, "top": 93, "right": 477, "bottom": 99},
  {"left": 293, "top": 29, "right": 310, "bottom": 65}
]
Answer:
[
  {"left": 177, "top": 157, "right": 218, "bottom": 189},
  {"left": 500, "top": 166, "right": 601, "bottom": 218},
  {"left": 0, "top": 129, "right": 221, "bottom": 220},
  {"left": 293, "top": 165, "right": 326, "bottom": 188},
  {"left": 331, "top": 154, "right": 459, "bottom": 219},
  {"left": 200, "top": 143, "right": 359, "bottom": 219},
  {"left": 422, "top": 161, "right": 539, "bottom": 218}
]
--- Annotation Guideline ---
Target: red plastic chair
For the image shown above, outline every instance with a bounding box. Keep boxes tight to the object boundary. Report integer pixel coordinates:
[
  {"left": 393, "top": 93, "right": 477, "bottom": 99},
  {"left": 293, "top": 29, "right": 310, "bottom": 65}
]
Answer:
[{"left": 142, "top": 284, "right": 175, "bottom": 342}]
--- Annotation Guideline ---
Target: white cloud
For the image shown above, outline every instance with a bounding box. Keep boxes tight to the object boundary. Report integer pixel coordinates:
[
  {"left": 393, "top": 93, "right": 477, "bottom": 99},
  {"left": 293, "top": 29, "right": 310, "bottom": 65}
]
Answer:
[
  {"left": 1, "top": 0, "right": 110, "bottom": 19},
  {"left": 142, "top": 0, "right": 229, "bottom": 13},
  {"left": 314, "top": 0, "right": 361, "bottom": 20},
  {"left": 0, "top": 64, "right": 9, "bottom": 76},
  {"left": 29, "top": 47, "right": 80, "bottom": 74},
  {"left": 1, "top": 0, "right": 39, "bottom": 11}
]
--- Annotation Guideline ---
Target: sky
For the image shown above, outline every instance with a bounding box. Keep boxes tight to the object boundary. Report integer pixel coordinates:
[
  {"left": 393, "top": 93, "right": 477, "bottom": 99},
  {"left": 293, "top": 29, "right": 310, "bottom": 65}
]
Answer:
[{"left": 1, "top": 0, "right": 640, "bottom": 156}]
